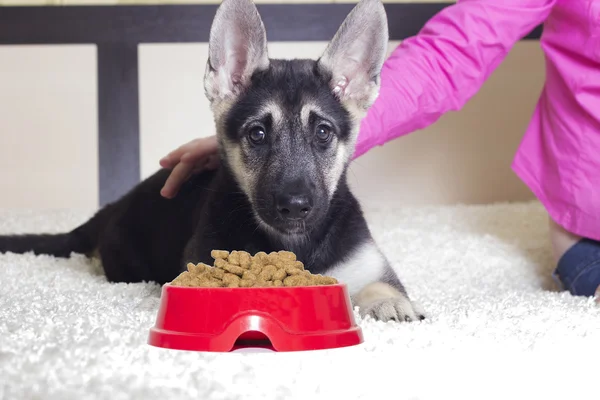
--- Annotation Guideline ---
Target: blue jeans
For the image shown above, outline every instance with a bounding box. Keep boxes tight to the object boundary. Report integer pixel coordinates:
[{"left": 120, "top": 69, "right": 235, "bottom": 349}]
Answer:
[{"left": 554, "top": 238, "right": 600, "bottom": 297}]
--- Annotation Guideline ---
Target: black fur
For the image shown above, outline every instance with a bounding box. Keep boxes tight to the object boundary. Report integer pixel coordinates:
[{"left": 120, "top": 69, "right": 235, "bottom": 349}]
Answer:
[
  {"left": 0, "top": 163, "right": 374, "bottom": 285},
  {"left": 0, "top": 53, "right": 390, "bottom": 289},
  {"left": 0, "top": 60, "right": 378, "bottom": 285},
  {"left": 225, "top": 59, "right": 354, "bottom": 235},
  {"left": 225, "top": 60, "right": 351, "bottom": 142}
]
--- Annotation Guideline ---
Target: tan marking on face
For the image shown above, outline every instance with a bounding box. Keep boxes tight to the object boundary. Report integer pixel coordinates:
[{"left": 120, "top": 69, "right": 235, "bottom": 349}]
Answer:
[
  {"left": 324, "top": 144, "right": 347, "bottom": 199},
  {"left": 220, "top": 138, "right": 257, "bottom": 203},
  {"left": 262, "top": 101, "right": 284, "bottom": 129},
  {"left": 300, "top": 102, "right": 316, "bottom": 128}
]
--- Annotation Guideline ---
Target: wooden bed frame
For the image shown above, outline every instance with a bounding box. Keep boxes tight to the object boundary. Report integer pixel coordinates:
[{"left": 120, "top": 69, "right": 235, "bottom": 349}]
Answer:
[{"left": 0, "top": 3, "right": 542, "bottom": 206}]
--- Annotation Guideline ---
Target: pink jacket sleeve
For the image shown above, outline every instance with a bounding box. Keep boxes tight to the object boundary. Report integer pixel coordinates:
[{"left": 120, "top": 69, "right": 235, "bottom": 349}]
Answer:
[{"left": 353, "top": 0, "right": 556, "bottom": 159}]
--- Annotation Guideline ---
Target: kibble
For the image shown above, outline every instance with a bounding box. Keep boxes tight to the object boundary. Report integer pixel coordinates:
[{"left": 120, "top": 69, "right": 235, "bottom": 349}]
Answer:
[{"left": 171, "top": 250, "right": 338, "bottom": 288}]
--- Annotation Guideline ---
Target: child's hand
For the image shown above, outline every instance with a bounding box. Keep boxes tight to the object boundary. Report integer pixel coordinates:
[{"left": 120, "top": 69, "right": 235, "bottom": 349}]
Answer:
[{"left": 159, "top": 136, "right": 220, "bottom": 199}]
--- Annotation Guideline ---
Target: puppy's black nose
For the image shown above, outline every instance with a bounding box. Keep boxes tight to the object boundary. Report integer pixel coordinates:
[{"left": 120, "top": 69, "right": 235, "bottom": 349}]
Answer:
[{"left": 276, "top": 193, "right": 312, "bottom": 220}]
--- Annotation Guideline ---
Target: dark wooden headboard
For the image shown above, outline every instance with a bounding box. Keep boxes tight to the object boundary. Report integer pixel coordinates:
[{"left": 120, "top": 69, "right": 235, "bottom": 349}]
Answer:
[{"left": 0, "top": 3, "right": 542, "bottom": 207}]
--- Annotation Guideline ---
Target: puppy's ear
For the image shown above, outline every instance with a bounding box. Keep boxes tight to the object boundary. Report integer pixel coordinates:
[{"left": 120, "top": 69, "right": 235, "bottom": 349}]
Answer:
[
  {"left": 204, "top": 0, "right": 269, "bottom": 103},
  {"left": 317, "top": 0, "right": 388, "bottom": 113}
]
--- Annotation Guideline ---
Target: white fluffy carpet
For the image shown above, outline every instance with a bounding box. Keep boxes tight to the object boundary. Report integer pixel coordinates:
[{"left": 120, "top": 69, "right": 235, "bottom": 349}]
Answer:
[{"left": 1, "top": 201, "right": 599, "bottom": 400}]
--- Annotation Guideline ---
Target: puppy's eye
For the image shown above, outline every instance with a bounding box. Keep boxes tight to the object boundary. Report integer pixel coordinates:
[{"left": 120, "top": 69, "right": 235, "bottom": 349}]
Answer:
[
  {"left": 315, "top": 124, "right": 332, "bottom": 143},
  {"left": 248, "top": 127, "right": 266, "bottom": 145}
]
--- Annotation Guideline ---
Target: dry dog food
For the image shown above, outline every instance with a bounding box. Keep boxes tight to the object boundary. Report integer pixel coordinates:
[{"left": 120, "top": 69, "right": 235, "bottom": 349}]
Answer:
[{"left": 171, "top": 250, "right": 338, "bottom": 288}]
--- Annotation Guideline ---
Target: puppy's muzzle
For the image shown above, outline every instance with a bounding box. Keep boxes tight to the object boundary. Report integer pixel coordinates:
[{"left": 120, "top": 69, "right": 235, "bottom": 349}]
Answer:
[{"left": 275, "top": 180, "right": 314, "bottom": 221}]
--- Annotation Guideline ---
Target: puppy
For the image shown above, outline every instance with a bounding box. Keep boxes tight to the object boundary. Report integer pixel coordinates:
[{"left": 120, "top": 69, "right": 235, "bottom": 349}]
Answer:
[{"left": 0, "top": 0, "right": 424, "bottom": 322}]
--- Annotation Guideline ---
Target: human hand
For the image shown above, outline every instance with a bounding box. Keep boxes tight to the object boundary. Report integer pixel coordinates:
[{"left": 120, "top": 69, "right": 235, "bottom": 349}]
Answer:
[{"left": 159, "top": 135, "right": 220, "bottom": 199}]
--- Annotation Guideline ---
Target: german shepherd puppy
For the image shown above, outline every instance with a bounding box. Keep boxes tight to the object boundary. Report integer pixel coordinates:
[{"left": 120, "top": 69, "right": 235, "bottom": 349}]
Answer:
[{"left": 0, "top": 0, "right": 424, "bottom": 322}]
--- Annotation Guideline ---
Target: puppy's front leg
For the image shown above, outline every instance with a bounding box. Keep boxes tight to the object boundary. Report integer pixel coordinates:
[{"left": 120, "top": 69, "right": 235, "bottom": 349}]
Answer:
[
  {"left": 325, "top": 240, "right": 425, "bottom": 323},
  {"left": 353, "top": 281, "right": 425, "bottom": 322}
]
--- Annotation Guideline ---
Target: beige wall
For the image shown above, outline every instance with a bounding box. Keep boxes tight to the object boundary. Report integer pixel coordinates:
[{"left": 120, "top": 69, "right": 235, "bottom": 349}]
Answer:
[
  {"left": 0, "top": 45, "right": 99, "bottom": 210},
  {"left": 0, "top": 0, "right": 545, "bottom": 211}
]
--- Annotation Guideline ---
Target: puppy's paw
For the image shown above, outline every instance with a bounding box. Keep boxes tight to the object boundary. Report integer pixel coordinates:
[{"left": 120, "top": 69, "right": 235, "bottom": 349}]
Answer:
[
  {"left": 353, "top": 282, "right": 426, "bottom": 323},
  {"left": 360, "top": 296, "right": 425, "bottom": 322}
]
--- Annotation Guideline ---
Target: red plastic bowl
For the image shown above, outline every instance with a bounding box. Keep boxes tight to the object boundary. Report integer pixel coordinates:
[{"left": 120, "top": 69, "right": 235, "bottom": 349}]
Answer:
[{"left": 147, "top": 283, "right": 363, "bottom": 352}]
